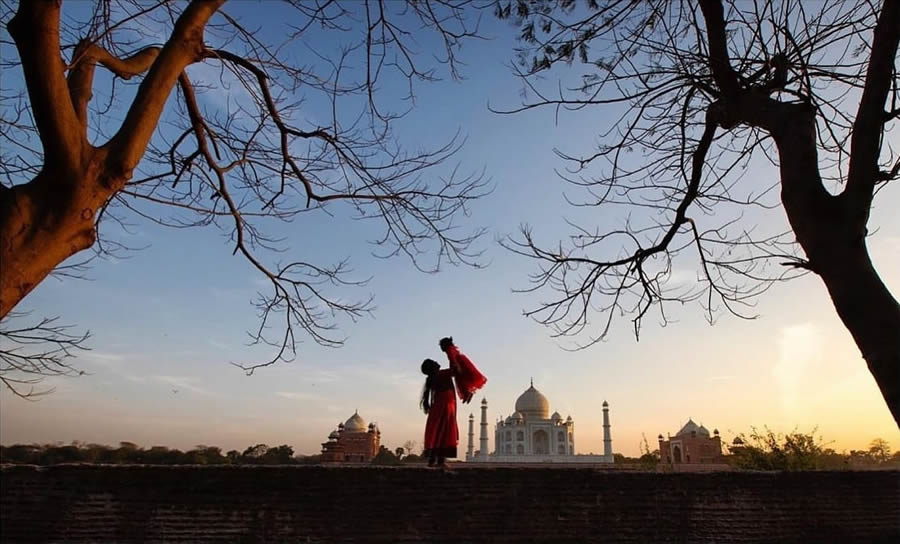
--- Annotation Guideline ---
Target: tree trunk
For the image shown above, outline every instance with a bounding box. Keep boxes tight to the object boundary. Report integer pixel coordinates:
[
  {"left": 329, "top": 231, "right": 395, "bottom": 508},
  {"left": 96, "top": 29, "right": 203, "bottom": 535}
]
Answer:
[
  {"left": 818, "top": 244, "right": 900, "bottom": 428},
  {"left": 771, "top": 107, "right": 900, "bottom": 428},
  {"left": 0, "top": 168, "right": 106, "bottom": 319}
]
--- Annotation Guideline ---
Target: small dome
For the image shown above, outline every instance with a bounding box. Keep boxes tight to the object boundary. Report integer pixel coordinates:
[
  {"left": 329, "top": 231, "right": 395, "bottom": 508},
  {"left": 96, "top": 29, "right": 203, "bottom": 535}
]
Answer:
[
  {"left": 676, "top": 419, "right": 702, "bottom": 437},
  {"left": 328, "top": 431, "right": 339, "bottom": 440},
  {"left": 713, "top": 428, "right": 720, "bottom": 436},
  {"left": 551, "top": 411, "right": 562, "bottom": 421},
  {"left": 511, "top": 411, "right": 524, "bottom": 423},
  {"left": 344, "top": 410, "right": 367, "bottom": 432},
  {"left": 658, "top": 434, "right": 664, "bottom": 439},
  {"left": 602, "top": 400, "right": 609, "bottom": 407},
  {"left": 733, "top": 437, "right": 744, "bottom": 445},
  {"left": 515, "top": 382, "right": 550, "bottom": 420}
]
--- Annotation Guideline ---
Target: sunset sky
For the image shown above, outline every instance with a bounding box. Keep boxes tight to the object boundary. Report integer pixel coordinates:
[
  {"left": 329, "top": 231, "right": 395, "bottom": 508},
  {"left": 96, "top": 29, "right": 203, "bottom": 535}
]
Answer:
[{"left": 2, "top": 2, "right": 898, "bottom": 457}]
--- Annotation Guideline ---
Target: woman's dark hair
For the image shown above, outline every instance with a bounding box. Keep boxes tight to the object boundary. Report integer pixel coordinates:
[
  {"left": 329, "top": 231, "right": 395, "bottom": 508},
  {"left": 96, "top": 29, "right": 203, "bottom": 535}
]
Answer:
[
  {"left": 420, "top": 358, "right": 440, "bottom": 414},
  {"left": 439, "top": 337, "right": 454, "bottom": 351}
]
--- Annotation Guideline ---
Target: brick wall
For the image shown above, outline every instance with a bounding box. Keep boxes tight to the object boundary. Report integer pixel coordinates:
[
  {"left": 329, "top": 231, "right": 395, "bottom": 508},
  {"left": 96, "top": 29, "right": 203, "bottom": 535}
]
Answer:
[{"left": 2, "top": 464, "right": 898, "bottom": 543}]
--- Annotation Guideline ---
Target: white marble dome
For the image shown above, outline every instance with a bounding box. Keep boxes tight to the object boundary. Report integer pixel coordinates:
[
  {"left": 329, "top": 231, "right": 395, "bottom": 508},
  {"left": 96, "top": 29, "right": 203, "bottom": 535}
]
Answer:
[
  {"left": 344, "top": 411, "right": 367, "bottom": 432},
  {"left": 515, "top": 383, "right": 550, "bottom": 419}
]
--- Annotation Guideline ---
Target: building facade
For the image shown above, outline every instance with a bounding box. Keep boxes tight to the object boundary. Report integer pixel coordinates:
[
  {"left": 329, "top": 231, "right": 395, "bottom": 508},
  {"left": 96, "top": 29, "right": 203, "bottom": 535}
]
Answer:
[
  {"left": 321, "top": 411, "right": 380, "bottom": 463},
  {"left": 658, "top": 418, "right": 724, "bottom": 464},
  {"left": 467, "top": 381, "right": 614, "bottom": 464}
]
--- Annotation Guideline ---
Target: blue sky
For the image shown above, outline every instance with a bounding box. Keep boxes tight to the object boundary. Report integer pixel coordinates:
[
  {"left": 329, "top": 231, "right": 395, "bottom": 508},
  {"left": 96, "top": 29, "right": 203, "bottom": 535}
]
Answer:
[{"left": 1, "top": 1, "right": 898, "bottom": 457}]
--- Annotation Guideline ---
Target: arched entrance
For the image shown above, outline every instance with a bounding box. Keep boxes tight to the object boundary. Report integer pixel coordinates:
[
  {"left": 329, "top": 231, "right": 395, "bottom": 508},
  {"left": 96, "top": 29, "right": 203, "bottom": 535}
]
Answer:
[
  {"left": 673, "top": 445, "right": 682, "bottom": 463},
  {"left": 533, "top": 430, "right": 549, "bottom": 455}
]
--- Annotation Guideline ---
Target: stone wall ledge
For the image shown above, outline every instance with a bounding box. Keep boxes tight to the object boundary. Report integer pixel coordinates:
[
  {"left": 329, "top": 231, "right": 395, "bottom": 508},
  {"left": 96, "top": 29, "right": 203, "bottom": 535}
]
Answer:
[{"left": 3, "top": 464, "right": 898, "bottom": 543}]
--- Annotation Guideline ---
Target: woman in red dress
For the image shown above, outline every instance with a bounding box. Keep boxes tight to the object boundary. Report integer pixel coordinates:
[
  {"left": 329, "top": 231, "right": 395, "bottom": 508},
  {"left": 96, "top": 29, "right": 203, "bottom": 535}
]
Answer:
[
  {"left": 420, "top": 337, "right": 487, "bottom": 467},
  {"left": 420, "top": 358, "right": 458, "bottom": 467}
]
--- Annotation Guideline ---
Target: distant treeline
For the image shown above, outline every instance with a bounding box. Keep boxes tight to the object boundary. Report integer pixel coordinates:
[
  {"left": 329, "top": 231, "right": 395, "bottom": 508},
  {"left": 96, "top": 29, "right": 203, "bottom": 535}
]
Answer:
[
  {"left": 725, "top": 430, "right": 900, "bottom": 471},
  {"left": 614, "top": 430, "right": 900, "bottom": 471},
  {"left": 3, "top": 431, "right": 898, "bottom": 470},
  {"left": 0, "top": 442, "right": 421, "bottom": 466}
]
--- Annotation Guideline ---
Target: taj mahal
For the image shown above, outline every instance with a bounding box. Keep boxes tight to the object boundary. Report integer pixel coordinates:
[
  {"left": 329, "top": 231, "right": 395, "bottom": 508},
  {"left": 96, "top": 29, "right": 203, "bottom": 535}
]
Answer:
[{"left": 465, "top": 380, "right": 614, "bottom": 463}]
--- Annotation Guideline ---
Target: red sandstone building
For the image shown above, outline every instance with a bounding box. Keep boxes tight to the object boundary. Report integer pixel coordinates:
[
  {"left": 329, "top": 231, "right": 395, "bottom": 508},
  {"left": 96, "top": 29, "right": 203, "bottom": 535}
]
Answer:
[
  {"left": 658, "top": 419, "right": 724, "bottom": 464},
  {"left": 321, "top": 411, "right": 380, "bottom": 463}
]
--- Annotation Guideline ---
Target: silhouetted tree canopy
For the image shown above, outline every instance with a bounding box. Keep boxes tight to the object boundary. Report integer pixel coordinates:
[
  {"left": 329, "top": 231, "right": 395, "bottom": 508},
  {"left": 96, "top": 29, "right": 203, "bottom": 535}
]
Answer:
[
  {"left": 0, "top": 0, "right": 491, "bottom": 396},
  {"left": 371, "top": 445, "right": 403, "bottom": 465},
  {"left": 496, "top": 0, "right": 900, "bottom": 426}
]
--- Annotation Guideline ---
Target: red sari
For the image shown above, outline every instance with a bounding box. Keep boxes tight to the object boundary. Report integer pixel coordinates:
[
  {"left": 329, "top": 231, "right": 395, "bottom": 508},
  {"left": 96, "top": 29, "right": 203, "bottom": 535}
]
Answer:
[
  {"left": 423, "top": 369, "right": 459, "bottom": 459},
  {"left": 446, "top": 345, "right": 487, "bottom": 400}
]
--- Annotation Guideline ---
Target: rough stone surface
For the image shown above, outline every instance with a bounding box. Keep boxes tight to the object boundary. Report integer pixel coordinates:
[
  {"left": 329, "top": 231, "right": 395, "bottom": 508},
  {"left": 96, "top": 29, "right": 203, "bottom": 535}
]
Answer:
[{"left": 2, "top": 464, "right": 898, "bottom": 543}]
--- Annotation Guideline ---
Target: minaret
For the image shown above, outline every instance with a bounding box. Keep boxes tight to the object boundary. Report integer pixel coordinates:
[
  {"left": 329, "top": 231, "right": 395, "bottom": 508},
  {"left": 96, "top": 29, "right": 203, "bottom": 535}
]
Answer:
[
  {"left": 602, "top": 400, "right": 613, "bottom": 461},
  {"left": 466, "top": 414, "right": 475, "bottom": 461},
  {"left": 479, "top": 398, "right": 489, "bottom": 459}
]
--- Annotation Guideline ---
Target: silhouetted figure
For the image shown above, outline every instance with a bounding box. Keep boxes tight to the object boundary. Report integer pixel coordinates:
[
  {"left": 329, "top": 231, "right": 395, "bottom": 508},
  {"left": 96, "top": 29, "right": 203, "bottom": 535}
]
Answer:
[
  {"left": 420, "top": 338, "right": 487, "bottom": 468},
  {"left": 421, "top": 358, "right": 458, "bottom": 468}
]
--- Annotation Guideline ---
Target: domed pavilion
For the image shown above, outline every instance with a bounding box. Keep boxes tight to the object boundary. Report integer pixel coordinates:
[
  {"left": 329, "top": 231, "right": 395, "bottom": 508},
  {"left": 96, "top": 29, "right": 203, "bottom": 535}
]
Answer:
[
  {"left": 321, "top": 410, "right": 381, "bottom": 463},
  {"left": 466, "top": 380, "right": 614, "bottom": 463}
]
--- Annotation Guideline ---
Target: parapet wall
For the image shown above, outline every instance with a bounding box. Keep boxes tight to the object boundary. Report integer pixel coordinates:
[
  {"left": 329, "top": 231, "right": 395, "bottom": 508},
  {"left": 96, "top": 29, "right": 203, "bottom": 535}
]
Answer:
[{"left": 2, "top": 464, "right": 898, "bottom": 543}]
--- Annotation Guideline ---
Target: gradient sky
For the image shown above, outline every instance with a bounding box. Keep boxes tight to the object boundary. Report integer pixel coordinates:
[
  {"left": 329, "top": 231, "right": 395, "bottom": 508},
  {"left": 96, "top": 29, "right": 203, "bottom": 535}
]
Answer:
[{"left": 2, "top": 2, "right": 898, "bottom": 457}]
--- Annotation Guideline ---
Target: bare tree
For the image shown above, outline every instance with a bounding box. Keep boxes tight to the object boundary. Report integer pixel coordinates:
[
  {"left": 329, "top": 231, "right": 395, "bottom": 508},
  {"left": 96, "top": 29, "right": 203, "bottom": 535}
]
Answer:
[
  {"left": 402, "top": 439, "right": 420, "bottom": 456},
  {"left": 0, "top": 0, "right": 490, "bottom": 394},
  {"left": 0, "top": 311, "right": 89, "bottom": 398},
  {"left": 495, "top": 0, "right": 899, "bottom": 426}
]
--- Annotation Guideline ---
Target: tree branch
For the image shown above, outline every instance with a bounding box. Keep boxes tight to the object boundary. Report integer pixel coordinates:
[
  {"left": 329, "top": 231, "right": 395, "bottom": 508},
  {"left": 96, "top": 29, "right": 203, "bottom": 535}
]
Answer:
[
  {"left": 107, "top": 0, "right": 225, "bottom": 178},
  {"left": 0, "top": 312, "right": 89, "bottom": 399},
  {"left": 7, "top": 0, "right": 83, "bottom": 169},
  {"left": 698, "top": 0, "right": 741, "bottom": 99},
  {"left": 67, "top": 42, "right": 162, "bottom": 130},
  {"left": 504, "top": 116, "right": 719, "bottom": 345},
  {"left": 844, "top": 0, "right": 900, "bottom": 209}
]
